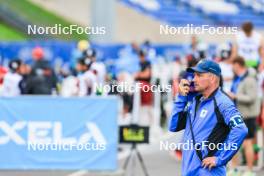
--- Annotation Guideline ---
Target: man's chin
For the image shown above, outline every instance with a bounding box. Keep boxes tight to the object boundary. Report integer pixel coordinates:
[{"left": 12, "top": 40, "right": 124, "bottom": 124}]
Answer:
[{"left": 194, "top": 87, "right": 201, "bottom": 92}]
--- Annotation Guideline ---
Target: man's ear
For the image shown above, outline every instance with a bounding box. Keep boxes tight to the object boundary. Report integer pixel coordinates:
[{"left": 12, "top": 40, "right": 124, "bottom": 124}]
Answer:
[{"left": 210, "top": 73, "right": 216, "bottom": 82}]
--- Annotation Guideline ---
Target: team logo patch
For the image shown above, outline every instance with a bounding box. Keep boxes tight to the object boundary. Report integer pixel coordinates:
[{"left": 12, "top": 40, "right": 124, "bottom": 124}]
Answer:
[
  {"left": 229, "top": 115, "right": 244, "bottom": 128},
  {"left": 200, "top": 109, "right": 208, "bottom": 118}
]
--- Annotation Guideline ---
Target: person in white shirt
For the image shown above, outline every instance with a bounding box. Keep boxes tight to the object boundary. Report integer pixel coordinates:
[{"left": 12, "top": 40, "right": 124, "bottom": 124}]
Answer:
[
  {"left": 232, "top": 21, "right": 264, "bottom": 69},
  {"left": 84, "top": 48, "right": 106, "bottom": 85},
  {"left": 217, "top": 43, "right": 234, "bottom": 92},
  {"left": 76, "top": 57, "right": 97, "bottom": 96},
  {"left": 1, "top": 59, "right": 23, "bottom": 97},
  {"left": 83, "top": 48, "right": 106, "bottom": 95}
]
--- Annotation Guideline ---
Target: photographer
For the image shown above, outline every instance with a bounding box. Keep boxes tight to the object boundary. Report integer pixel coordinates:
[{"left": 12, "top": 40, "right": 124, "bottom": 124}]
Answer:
[{"left": 169, "top": 59, "right": 248, "bottom": 175}]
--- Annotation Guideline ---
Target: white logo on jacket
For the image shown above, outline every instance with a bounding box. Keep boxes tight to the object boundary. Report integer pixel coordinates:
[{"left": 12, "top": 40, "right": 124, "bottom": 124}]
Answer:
[{"left": 200, "top": 109, "right": 208, "bottom": 118}]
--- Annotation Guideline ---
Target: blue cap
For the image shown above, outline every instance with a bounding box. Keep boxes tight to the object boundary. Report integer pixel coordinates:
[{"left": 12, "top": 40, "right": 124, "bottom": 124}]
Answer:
[{"left": 187, "top": 59, "right": 221, "bottom": 76}]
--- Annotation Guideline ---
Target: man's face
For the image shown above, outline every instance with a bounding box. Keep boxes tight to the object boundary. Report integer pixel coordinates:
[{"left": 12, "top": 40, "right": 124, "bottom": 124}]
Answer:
[
  {"left": 19, "top": 64, "right": 27, "bottom": 75},
  {"left": 76, "top": 63, "right": 86, "bottom": 72},
  {"left": 193, "top": 72, "right": 213, "bottom": 92},
  {"left": 139, "top": 55, "right": 145, "bottom": 62}
]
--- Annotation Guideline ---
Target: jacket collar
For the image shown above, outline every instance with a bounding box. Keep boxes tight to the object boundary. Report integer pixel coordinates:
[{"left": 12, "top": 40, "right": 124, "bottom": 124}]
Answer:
[{"left": 195, "top": 87, "right": 220, "bottom": 102}]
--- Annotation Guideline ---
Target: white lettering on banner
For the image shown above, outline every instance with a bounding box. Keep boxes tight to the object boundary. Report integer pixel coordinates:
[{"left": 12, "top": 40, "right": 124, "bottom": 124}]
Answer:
[
  {"left": 52, "top": 122, "right": 78, "bottom": 144},
  {"left": 0, "top": 121, "right": 26, "bottom": 144},
  {"left": 78, "top": 123, "right": 107, "bottom": 144},
  {"left": 0, "top": 121, "right": 106, "bottom": 145},
  {"left": 28, "top": 122, "right": 52, "bottom": 144}
]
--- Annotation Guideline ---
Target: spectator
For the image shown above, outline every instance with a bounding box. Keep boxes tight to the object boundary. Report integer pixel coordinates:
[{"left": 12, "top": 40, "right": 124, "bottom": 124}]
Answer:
[
  {"left": 141, "top": 40, "right": 157, "bottom": 63},
  {"left": 24, "top": 47, "right": 57, "bottom": 95},
  {"left": 134, "top": 50, "right": 152, "bottom": 83},
  {"left": 84, "top": 48, "right": 106, "bottom": 91},
  {"left": 227, "top": 56, "right": 261, "bottom": 176},
  {"left": 19, "top": 63, "right": 32, "bottom": 95},
  {"left": 134, "top": 50, "right": 153, "bottom": 127},
  {"left": 232, "top": 21, "right": 264, "bottom": 69},
  {"left": 1, "top": 59, "right": 23, "bottom": 97},
  {"left": 76, "top": 57, "right": 97, "bottom": 96},
  {"left": 217, "top": 43, "right": 234, "bottom": 92},
  {"left": 70, "top": 40, "right": 90, "bottom": 75},
  {"left": 117, "top": 72, "right": 134, "bottom": 116}
]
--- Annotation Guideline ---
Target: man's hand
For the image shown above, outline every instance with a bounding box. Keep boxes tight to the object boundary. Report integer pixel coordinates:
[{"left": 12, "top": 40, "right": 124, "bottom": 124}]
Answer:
[
  {"left": 178, "top": 79, "right": 190, "bottom": 96},
  {"left": 202, "top": 157, "right": 217, "bottom": 170}
]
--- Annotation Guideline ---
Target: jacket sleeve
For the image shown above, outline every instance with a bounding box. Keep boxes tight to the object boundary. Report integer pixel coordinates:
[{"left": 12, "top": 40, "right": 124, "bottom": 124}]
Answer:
[
  {"left": 169, "top": 95, "right": 189, "bottom": 132},
  {"left": 235, "top": 78, "right": 258, "bottom": 104},
  {"left": 215, "top": 101, "right": 248, "bottom": 166}
]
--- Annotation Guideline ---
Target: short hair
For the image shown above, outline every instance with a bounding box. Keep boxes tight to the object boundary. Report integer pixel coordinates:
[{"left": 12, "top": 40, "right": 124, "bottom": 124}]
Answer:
[
  {"left": 138, "top": 50, "right": 146, "bottom": 57},
  {"left": 233, "top": 56, "right": 246, "bottom": 67},
  {"left": 78, "top": 57, "right": 92, "bottom": 67},
  {"left": 9, "top": 59, "right": 22, "bottom": 72},
  {"left": 242, "top": 22, "right": 253, "bottom": 35}
]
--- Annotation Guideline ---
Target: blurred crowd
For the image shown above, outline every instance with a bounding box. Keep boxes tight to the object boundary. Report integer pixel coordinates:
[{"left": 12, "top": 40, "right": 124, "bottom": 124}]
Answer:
[{"left": 1, "top": 22, "right": 264, "bottom": 128}]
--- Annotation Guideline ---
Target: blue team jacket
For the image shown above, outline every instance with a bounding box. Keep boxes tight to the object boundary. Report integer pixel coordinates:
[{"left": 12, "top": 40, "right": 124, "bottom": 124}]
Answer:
[{"left": 169, "top": 88, "right": 248, "bottom": 176}]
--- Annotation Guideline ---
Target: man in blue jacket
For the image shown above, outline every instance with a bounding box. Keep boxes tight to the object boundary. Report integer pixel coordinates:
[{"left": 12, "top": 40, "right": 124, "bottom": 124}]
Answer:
[{"left": 169, "top": 59, "right": 248, "bottom": 176}]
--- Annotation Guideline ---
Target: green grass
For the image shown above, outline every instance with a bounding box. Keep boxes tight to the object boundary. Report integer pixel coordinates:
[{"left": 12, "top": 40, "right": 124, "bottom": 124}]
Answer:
[
  {"left": 0, "top": 23, "right": 27, "bottom": 40},
  {"left": 0, "top": 0, "right": 88, "bottom": 40}
]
